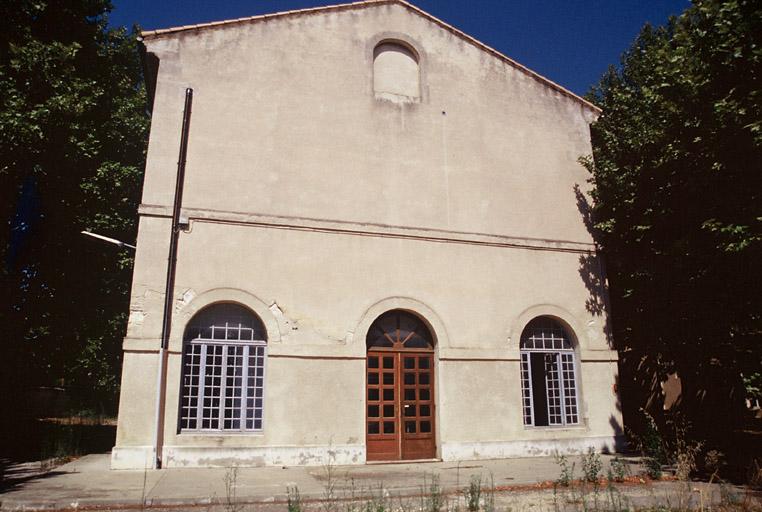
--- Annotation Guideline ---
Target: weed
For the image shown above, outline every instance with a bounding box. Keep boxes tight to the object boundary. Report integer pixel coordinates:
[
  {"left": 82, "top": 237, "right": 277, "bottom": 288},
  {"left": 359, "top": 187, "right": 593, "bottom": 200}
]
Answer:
[
  {"left": 639, "top": 410, "right": 666, "bottom": 480},
  {"left": 396, "top": 494, "right": 414, "bottom": 512},
  {"left": 609, "top": 456, "right": 627, "bottom": 483},
  {"left": 704, "top": 449, "right": 725, "bottom": 480},
  {"left": 223, "top": 466, "right": 242, "bottom": 512},
  {"left": 362, "top": 484, "right": 388, "bottom": 512},
  {"left": 423, "top": 474, "right": 444, "bottom": 512},
  {"left": 321, "top": 451, "right": 338, "bottom": 512},
  {"left": 343, "top": 478, "right": 359, "bottom": 512},
  {"left": 581, "top": 447, "right": 602, "bottom": 483},
  {"left": 604, "top": 477, "right": 629, "bottom": 512},
  {"left": 140, "top": 466, "right": 149, "bottom": 511},
  {"left": 553, "top": 483, "right": 560, "bottom": 512},
  {"left": 444, "top": 494, "right": 459, "bottom": 512},
  {"left": 483, "top": 474, "right": 496, "bottom": 512},
  {"left": 671, "top": 414, "right": 703, "bottom": 481},
  {"left": 287, "top": 485, "right": 302, "bottom": 512},
  {"left": 555, "top": 452, "right": 575, "bottom": 487},
  {"left": 463, "top": 475, "right": 481, "bottom": 512}
]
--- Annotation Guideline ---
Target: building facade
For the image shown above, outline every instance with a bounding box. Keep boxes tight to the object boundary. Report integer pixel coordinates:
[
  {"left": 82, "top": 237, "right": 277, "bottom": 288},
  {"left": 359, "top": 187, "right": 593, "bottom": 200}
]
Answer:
[{"left": 112, "top": 0, "right": 622, "bottom": 469}]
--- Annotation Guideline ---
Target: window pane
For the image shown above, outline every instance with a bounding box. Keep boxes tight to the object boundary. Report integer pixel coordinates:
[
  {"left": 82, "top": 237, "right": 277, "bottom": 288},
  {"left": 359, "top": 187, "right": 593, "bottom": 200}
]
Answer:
[
  {"left": 368, "top": 405, "right": 380, "bottom": 417},
  {"left": 368, "top": 389, "right": 379, "bottom": 401},
  {"left": 366, "top": 310, "right": 433, "bottom": 349},
  {"left": 368, "top": 422, "right": 380, "bottom": 434},
  {"left": 180, "top": 304, "right": 267, "bottom": 432},
  {"left": 383, "top": 421, "right": 395, "bottom": 434},
  {"left": 404, "top": 335, "right": 430, "bottom": 348}
]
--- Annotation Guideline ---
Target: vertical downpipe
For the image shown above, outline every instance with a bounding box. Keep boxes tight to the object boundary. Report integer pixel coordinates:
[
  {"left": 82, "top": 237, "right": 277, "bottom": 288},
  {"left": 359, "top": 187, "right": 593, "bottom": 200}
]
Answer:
[{"left": 153, "top": 88, "right": 193, "bottom": 469}]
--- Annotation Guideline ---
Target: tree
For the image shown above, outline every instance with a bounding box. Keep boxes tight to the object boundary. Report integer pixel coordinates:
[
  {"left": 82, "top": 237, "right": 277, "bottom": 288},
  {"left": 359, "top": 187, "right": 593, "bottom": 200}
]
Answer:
[
  {"left": 0, "top": 0, "right": 148, "bottom": 415},
  {"left": 584, "top": 0, "right": 761, "bottom": 451}
]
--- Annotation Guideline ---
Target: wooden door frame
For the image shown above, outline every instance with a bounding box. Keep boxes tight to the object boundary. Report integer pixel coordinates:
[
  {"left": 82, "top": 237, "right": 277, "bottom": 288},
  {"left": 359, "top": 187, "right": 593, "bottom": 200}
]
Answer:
[{"left": 366, "top": 349, "right": 436, "bottom": 461}]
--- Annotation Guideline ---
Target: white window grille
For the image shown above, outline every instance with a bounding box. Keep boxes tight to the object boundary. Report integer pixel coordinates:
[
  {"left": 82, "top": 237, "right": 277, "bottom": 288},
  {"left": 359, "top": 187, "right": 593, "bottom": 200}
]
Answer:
[
  {"left": 180, "top": 303, "right": 267, "bottom": 432},
  {"left": 519, "top": 317, "right": 579, "bottom": 427}
]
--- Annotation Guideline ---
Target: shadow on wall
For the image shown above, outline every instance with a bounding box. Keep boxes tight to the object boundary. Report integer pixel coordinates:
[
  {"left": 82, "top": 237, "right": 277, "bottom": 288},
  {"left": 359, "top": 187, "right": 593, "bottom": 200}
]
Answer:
[{"left": 573, "top": 184, "right": 613, "bottom": 348}]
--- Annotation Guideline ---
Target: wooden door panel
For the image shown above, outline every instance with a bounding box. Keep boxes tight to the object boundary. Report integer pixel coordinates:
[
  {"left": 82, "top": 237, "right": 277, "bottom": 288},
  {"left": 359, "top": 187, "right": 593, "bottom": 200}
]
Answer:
[
  {"left": 367, "top": 351, "right": 435, "bottom": 461},
  {"left": 366, "top": 352, "right": 399, "bottom": 461},
  {"left": 401, "top": 353, "right": 436, "bottom": 459}
]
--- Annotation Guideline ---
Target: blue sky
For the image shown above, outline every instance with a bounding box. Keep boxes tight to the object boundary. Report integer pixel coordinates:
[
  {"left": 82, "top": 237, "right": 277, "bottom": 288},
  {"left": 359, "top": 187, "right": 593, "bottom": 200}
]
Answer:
[{"left": 109, "top": 0, "right": 689, "bottom": 96}]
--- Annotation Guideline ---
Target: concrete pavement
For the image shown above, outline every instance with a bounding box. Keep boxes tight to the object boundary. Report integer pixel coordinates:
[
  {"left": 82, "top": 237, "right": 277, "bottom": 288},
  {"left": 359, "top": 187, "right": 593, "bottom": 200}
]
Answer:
[{"left": 1, "top": 453, "right": 757, "bottom": 511}]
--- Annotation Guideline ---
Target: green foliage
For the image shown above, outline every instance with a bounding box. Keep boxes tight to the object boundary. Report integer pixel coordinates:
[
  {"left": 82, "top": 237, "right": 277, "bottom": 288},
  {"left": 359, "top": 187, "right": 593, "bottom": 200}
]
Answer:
[
  {"left": 581, "top": 448, "right": 603, "bottom": 483},
  {"left": 639, "top": 412, "right": 667, "bottom": 479},
  {"left": 463, "top": 475, "right": 482, "bottom": 512},
  {"left": 743, "top": 372, "right": 762, "bottom": 401},
  {"left": 0, "top": 0, "right": 148, "bottom": 413},
  {"left": 583, "top": 0, "right": 762, "bottom": 444},
  {"left": 609, "top": 457, "right": 627, "bottom": 483},
  {"left": 287, "top": 485, "right": 302, "bottom": 512},
  {"left": 423, "top": 475, "right": 444, "bottom": 512},
  {"left": 555, "top": 452, "right": 575, "bottom": 487}
]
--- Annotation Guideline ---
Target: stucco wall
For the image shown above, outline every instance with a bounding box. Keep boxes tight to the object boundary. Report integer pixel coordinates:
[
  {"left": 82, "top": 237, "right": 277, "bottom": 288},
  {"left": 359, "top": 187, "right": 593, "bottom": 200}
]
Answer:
[
  {"left": 113, "top": 2, "right": 619, "bottom": 469},
  {"left": 138, "top": 2, "right": 596, "bottom": 242}
]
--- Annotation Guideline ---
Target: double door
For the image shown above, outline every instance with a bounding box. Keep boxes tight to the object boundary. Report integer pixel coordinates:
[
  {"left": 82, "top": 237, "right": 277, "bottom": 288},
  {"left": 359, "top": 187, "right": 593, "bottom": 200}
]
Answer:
[{"left": 366, "top": 351, "right": 436, "bottom": 461}]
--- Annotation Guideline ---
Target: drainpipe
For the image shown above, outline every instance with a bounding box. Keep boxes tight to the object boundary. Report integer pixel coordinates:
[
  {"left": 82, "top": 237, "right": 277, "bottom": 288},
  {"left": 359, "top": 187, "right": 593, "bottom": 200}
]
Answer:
[{"left": 153, "top": 88, "right": 193, "bottom": 469}]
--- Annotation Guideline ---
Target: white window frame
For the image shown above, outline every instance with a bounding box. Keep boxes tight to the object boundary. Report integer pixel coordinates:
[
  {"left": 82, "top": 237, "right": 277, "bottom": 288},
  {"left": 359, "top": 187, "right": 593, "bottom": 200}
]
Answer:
[
  {"left": 520, "top": 319, "right": 580, "bottom": 427},
  {"left": 179, "top": 305, "right": 267, "bottom": 433}
]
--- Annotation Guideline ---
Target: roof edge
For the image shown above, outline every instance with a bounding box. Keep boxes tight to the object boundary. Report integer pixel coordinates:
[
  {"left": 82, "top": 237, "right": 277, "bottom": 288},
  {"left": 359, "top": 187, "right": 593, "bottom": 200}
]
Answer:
[{"left": 139, "top": 0, "right": 600, "bottom": 114}]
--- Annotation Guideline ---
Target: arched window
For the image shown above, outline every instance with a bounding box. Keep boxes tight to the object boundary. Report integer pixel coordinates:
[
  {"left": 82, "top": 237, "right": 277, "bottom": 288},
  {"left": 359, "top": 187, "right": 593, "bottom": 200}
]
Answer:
[
  {"left": 366, "top": 309, "right": 433, "bottom": 350},
  {"left": 179, "top": 303, "right": 267, "bottom": 432},
  {"left": 373, "top": 41, "right": 420, "bottom": 101},
  {"left": 519, "top": 317, "right": 579, "bottom": 427}
]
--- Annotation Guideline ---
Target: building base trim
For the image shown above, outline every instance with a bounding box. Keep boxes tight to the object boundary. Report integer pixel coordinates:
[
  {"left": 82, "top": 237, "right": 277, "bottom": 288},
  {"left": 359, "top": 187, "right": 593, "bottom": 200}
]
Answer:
[
  {"left": 159, "top": 444, "right": 365, "bottom": 468},
  {"left": 440, "top": 435, "right": 624, "bottom": 461},
  {"left": 111, "top": 445, "right": 155, "bottom": 470}
]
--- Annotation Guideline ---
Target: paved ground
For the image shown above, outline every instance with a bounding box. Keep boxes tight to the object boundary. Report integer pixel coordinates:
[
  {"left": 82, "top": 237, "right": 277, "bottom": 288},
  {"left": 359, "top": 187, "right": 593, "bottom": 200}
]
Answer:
[{"left": 1, "top": 453, "right": 759, "bottom": 511}]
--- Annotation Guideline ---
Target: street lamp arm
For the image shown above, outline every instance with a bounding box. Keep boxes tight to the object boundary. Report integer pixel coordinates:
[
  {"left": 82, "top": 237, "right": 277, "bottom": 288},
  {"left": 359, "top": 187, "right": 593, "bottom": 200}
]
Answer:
[{"left": 81, "top": 230, "right": 136, "bottom": 250}]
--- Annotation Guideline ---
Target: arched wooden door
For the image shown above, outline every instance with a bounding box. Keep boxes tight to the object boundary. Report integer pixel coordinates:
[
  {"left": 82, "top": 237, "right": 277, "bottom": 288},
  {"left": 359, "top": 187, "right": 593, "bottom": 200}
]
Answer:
[{"left": 366, "top": 310, "right": 436, "bottom": 461}]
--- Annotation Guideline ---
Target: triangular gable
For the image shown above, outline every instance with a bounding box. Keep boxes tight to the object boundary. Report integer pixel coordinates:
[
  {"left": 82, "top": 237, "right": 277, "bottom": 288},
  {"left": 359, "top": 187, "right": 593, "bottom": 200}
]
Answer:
[{"left": 140, "top": 0, "right": 599, "bottom": 113}]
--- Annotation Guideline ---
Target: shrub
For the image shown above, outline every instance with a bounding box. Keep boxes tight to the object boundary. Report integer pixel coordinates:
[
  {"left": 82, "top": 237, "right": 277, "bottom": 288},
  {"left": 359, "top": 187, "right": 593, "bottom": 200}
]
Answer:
[
  {"left": 609, "top": 456, "right": 627, "bottom": 483},
  {"left": 463, "top": 475, "right": 481, "bottom": 512},
  {"left": 287, "top": 485, "right": 302, "bottom": 512},
  {"left": 581, "top": 447, "right": 602, "bottom": 483}
]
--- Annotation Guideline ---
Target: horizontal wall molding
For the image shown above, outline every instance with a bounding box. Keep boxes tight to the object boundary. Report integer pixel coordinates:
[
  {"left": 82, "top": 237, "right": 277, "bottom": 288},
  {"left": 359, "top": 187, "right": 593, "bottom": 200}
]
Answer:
[
  {"left": 268, "top": 354, "right": 365, "bottom": 361},
  {"left": 439, "top": 357, "right": 520, "bottom": 362},
  {"left": 139, "top": 204, "right": 597, "bottom": 254}
]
